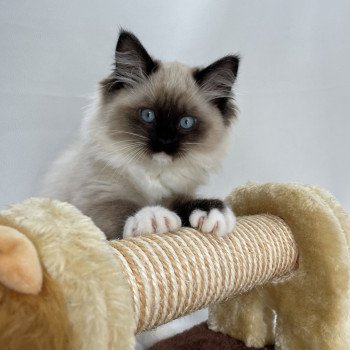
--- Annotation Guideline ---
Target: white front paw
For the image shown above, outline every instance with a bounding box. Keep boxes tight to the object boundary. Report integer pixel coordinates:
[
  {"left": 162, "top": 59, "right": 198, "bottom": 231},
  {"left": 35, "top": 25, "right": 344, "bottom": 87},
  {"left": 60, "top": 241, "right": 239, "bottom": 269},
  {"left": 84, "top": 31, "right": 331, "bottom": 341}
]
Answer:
[
  {"left": 189, "top": 206, "right": 236, "bottom": 237},
  {"left": 123, "top": 206, "right": 182, "bottom": 238}
]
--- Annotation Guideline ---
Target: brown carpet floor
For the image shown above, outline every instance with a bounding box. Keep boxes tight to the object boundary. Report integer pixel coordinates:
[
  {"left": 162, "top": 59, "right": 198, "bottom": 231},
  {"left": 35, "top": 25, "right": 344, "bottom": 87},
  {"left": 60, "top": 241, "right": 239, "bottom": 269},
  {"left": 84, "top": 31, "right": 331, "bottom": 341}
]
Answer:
[{"left": 147, "top": 323, "right": 274, "bottom": 350}]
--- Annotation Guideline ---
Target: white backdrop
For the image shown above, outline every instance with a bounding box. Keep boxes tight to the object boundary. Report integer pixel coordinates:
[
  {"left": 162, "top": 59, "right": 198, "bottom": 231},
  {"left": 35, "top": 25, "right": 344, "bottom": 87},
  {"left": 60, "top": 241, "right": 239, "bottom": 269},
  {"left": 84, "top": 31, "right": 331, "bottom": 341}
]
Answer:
[
  {"left": 1, "top": 0, "right": 350, "bottom": 347},
  {"left": 1, "top": 0, "right": 349, "bottom": 211}
]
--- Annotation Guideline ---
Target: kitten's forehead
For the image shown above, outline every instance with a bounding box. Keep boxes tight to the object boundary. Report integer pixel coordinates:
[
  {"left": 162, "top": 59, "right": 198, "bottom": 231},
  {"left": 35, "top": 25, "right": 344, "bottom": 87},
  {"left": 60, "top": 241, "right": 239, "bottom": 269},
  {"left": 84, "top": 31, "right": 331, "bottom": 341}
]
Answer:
[
  {"left": 152, "top": 62, "right": 196, "bottom": 88},
  {"left": 144, "top": 61, "right": 202, "bottom": 110}
]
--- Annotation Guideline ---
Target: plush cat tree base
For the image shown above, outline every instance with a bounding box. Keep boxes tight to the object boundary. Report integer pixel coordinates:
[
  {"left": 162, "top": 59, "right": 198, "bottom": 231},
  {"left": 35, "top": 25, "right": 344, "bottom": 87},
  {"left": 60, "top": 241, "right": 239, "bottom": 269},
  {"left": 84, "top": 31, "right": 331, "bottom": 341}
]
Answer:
[{"left": 0, "top": 183, "right": 349, "bottom": 350}]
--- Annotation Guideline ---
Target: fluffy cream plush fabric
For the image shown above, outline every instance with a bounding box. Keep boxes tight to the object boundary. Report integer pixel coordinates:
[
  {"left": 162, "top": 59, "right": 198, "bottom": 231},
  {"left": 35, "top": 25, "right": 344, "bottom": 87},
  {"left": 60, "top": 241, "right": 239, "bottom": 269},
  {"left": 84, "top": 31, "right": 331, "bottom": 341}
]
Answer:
[
  {"left": 209, "top": 183, "right": 350, "bottom": 350},
  {"left": 0, "top": 198, "right": 135, "bottom": 350},
  {"left": 0, "top": 183, "right": 349, "bottom": 350}
]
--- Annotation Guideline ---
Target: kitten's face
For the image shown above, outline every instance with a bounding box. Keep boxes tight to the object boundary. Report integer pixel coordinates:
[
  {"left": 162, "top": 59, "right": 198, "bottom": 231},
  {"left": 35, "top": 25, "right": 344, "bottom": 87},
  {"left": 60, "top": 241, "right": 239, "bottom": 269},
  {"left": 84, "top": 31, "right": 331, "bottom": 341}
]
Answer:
[{"left": 97, "top": 30, "right": 239, "bottom": 167}]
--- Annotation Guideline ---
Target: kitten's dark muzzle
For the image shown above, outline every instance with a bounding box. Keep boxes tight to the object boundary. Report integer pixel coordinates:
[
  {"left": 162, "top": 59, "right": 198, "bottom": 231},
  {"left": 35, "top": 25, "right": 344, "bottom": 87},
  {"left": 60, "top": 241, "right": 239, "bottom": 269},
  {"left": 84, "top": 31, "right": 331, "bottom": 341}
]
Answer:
[
  {"left": 150, "top": 136, "right": 179, "bottom": 155},
  {"left": 158, "top": 137, "right": 175, "bottom": 145}
]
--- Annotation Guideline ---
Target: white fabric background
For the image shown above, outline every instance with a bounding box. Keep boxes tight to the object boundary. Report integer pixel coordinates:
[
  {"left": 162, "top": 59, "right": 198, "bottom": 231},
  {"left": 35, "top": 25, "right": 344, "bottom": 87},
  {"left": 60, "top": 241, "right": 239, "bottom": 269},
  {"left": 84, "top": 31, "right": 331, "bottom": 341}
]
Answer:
[
  {"left": 1, "top": 0, "right": 350, "bottom": 347},
  {"left": 1, "top": 0, "right": 349, "bottom": 212},
  {"left": 1, "top": 0, "right": 350, "bottom": 211}
]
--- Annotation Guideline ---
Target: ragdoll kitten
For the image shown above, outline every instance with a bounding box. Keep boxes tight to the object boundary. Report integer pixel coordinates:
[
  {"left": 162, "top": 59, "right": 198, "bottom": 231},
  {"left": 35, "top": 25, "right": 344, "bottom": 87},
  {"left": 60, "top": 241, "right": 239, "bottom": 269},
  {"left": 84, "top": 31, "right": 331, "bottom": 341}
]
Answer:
[{"left": 42, "top": 30, "right": 240, "bottom": 240}]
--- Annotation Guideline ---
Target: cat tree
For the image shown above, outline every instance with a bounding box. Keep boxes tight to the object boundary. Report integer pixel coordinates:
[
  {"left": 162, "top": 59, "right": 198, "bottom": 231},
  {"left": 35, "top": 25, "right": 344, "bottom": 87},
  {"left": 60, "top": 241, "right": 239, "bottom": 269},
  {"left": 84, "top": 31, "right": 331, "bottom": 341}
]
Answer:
[{"left": 0, "top": 183, "right": 349, "bottom": 350}]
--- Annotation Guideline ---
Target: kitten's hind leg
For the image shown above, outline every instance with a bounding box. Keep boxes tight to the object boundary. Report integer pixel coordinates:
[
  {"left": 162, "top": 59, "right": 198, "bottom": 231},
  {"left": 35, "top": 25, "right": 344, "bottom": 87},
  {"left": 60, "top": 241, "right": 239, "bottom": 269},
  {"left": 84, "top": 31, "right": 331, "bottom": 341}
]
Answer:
[{"left": 171, "top": 198, "right": 236, "bottom": 237}]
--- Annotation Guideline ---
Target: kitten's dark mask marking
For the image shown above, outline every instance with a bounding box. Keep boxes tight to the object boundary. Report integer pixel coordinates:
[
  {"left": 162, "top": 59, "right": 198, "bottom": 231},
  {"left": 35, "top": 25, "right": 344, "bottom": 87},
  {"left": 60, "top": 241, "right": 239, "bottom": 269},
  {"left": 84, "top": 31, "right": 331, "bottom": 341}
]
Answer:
[
  {"left": 113, "top": 102, "right": 206, "bottom": 157},
  {"left": 138, "top": 106, "right": 203, "bottom": 156}
]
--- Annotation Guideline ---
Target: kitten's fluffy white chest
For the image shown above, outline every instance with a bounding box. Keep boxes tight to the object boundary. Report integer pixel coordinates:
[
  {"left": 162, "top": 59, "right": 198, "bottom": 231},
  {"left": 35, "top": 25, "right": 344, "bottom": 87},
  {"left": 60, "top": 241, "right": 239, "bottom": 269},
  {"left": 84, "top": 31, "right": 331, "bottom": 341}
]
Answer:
[
  {"left": 128, "top": 160, "right": 198, "bottom": 204},
  {"left": 140, "top": 172, "right": 172, "bottom": 203}
]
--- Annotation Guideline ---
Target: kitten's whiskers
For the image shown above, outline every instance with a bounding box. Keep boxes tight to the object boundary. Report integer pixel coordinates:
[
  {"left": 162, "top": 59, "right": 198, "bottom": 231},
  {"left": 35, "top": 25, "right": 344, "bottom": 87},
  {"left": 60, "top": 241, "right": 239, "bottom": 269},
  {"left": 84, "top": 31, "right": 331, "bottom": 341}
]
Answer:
[{"left": 109, "top": 130, "right": 147, "bottom": 140}]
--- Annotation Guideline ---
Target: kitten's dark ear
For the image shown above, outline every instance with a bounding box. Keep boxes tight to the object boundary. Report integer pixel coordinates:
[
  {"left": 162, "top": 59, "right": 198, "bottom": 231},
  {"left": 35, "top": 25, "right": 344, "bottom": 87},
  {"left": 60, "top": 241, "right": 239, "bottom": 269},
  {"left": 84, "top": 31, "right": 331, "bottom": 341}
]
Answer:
[
  {"left": 101, "top": 30, "right": 158, "bottom": 95},
  {"left": 115, "top": 30, "right": 158, "bottom": 77},
  {"left": 194, "top": 55, "right": 240, "bottom": 118}
]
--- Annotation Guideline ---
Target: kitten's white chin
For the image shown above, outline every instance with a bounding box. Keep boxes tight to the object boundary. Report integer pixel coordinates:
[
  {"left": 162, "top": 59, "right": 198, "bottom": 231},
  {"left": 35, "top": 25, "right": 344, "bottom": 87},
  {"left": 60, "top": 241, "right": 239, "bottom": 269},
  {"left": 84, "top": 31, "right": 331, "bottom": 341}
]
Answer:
[{"left": 152, "top": 152, "right": 172, "bottom": 164}]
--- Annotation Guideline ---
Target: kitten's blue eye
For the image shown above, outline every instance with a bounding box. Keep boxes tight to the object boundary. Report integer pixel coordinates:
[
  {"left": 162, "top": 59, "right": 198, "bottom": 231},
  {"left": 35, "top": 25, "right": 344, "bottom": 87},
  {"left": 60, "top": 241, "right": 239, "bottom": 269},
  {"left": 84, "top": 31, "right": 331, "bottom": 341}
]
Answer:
[
  {"left": 140, "top": 108, "right": 156, "bottom": 123},
  {"left": 179, "top": 116, "right": 196, "bottom": 129}
]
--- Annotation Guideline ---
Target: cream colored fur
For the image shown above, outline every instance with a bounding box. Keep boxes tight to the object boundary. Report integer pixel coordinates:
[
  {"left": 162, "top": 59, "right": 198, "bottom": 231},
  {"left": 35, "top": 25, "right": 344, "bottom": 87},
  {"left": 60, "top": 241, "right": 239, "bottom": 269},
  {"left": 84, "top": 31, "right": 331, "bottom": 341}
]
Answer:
[
  {"left": 0, "top": 198, "right": 135, "bottom": 350},
  {"left": 209, "top": 183, "right": 350, "bottom": 350}
]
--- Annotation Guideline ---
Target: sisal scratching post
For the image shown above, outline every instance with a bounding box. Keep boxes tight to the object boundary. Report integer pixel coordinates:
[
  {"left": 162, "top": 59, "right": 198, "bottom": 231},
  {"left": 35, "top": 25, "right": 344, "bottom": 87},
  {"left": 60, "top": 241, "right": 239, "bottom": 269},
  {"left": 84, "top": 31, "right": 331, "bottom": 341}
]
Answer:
[{"left": 111, "top": 214, "right": 298, "bottom": 333}]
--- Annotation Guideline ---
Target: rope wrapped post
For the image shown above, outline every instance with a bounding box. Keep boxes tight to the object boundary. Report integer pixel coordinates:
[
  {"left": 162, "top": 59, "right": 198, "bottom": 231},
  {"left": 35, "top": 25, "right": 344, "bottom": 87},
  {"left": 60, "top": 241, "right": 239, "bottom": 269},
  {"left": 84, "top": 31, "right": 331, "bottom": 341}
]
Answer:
[{"left": 111, "top": 214, "right": 298, "bottom": 333}]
